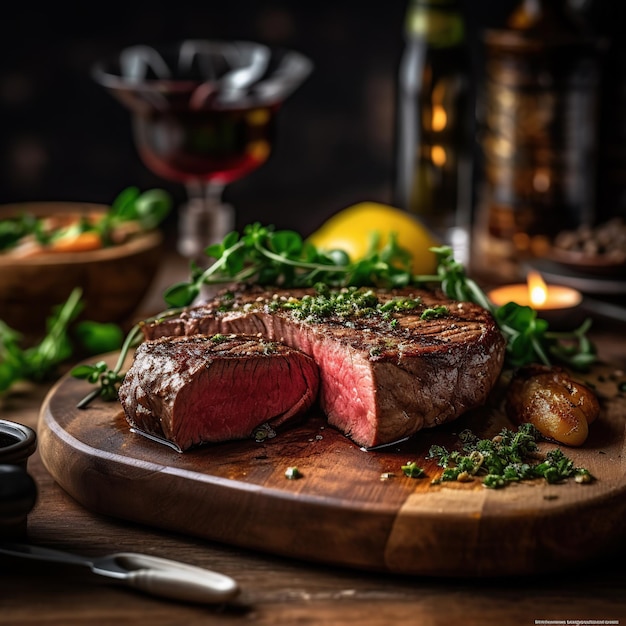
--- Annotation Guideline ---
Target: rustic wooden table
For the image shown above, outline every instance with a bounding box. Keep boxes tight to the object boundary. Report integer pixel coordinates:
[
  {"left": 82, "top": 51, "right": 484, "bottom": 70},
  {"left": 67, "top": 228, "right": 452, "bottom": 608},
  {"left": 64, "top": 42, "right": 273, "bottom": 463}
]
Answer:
[{"left": 1, "top": 252, "right": 626, "bottom": 626}]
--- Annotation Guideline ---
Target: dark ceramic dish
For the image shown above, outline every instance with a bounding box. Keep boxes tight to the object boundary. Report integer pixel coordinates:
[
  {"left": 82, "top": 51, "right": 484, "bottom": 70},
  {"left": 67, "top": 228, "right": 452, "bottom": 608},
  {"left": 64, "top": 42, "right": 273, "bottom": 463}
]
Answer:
[
  {"left": 548, "top": 247, "right": 626, "bottom": 277},
  {"left": 0, "top": 420, "right": 38, "bottom": 539}
]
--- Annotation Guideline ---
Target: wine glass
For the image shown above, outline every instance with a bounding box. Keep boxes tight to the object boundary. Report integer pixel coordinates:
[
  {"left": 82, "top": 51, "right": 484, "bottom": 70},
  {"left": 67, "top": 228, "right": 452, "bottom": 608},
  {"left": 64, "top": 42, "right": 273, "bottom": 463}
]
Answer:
[{"left": 92, "top": 40, "right": 313, "bottom": 261}]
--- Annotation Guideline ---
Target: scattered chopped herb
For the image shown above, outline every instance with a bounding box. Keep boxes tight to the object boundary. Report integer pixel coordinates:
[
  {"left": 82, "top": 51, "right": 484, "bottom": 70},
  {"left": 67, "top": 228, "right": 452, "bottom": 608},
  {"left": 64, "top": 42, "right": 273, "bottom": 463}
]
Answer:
[
  {"left": 253, "top": 423, "right": 277, "bottom": 443},
  {"left": 401, "top": 461, "right": 426, "bottom": 478},
  {"left": 261, "top": 341, "right": 279, "bottom": 355},
  {"left": 285, "top": 466, "right": 302, "bottom": 480},
  {"left": 216, "top": 291, "right": 236, "bottom": 312},
  {"left": 574, "top": 469, "right": 594, "bottom": 484},
  {"left": 427, "top": 424, "right": 594, "bottom": 489},
  {"left": 210, "top": 334, "right": 230, "bottom": 343},
  {"left": 619, "top": 381, "right": 626, "bottom": 393},
  {"left": 420, "top": 306, "right": 449, "bottom": 320}
]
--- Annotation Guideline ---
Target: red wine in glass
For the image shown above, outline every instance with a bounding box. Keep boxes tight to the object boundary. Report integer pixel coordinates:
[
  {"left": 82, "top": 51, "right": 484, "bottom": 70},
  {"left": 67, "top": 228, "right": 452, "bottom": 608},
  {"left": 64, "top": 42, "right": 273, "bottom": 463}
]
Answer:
[
  {"left": 134, "top": 105, "right": 278, "bottom": 185},
  {"left": 92, "top": 40, "right": 312, "bottom": 262}
]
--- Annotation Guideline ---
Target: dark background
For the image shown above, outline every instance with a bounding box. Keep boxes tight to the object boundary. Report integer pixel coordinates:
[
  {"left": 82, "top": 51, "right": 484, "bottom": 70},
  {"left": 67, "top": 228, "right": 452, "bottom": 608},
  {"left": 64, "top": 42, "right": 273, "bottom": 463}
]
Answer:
[{"left": 0, "top": 1, "right": 623, "bottom": 240}]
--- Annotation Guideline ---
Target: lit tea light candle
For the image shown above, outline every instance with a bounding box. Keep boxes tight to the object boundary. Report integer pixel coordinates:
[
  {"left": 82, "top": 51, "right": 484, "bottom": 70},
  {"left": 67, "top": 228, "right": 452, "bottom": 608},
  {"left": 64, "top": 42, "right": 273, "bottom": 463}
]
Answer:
[{"left": 488, "top": 271, "right": 583, "bottom": 311}]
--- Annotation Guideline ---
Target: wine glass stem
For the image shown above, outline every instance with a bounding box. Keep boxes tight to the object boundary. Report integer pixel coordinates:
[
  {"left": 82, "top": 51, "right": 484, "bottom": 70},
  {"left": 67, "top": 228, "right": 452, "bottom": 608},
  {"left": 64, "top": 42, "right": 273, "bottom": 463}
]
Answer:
[{"left": 178, "top": 181, "right": 234, "bottom": 262}]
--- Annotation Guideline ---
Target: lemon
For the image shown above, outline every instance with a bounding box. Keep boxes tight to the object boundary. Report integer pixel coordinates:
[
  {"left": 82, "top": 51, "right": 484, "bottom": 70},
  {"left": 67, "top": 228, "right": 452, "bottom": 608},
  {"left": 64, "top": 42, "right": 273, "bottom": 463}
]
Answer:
[{"left": 307, "top": 202, "right": 440, "bottom": 275}]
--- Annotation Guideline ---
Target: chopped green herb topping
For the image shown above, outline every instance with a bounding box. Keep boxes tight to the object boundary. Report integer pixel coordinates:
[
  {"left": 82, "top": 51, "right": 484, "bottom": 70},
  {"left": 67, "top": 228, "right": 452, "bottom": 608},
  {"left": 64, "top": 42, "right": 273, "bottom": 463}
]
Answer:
[
  {"left": 261, "top": 341, "right": 279, "bottom": 355},
  {"left": 253, "top": 423, "right": 276, "bottom": 442},
  {"left": 402, "top": 461, "right": 426, "bottom": 478},
  {"left": 271, "top": 283, "right": 421, "bottom": 325},
  {"left": 216, "top": 291, "right": 236, "bottom": 312},
  {"left": 427, "top": 423, "right": 594, "bottom": 489},
  {"left": 420, "top": 305, "right": 449, "bottom": 320},
  {"left": 285, "top": 466, "right": 302, "bottom": 480}
]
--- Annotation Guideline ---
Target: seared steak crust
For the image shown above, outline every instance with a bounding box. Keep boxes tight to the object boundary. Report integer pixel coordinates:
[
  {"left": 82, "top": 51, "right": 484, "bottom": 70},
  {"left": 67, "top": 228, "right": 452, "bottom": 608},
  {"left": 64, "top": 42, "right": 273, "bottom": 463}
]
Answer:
[
  {"left": 118, "top": 333, "right": 319, "bottom": 451},
  {"left": 141, "top": 286, "right": 506, "bottom": 448}
]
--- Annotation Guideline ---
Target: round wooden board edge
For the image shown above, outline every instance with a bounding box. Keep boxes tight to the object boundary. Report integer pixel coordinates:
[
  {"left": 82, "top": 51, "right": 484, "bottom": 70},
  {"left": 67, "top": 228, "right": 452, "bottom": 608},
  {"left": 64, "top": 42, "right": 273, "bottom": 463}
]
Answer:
[{"left": 35, "top": 354, "right": 626, "bottom": 577}]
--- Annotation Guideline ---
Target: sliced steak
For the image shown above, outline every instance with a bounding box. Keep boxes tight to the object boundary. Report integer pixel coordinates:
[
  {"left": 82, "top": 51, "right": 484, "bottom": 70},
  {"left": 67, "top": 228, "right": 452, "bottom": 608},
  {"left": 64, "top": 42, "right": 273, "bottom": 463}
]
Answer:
[
  {"left": 118, "top": 333, "right": 319, "bottom": 451},
  {"left": 142, "top": 286, "right": 506, "bottom": 448}
]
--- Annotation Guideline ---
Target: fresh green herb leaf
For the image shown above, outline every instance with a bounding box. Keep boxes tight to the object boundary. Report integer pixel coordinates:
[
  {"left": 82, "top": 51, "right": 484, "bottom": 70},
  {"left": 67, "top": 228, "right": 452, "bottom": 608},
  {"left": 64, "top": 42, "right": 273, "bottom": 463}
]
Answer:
[
  {"left": 73, "top": 321, "right": 125, "bottom": 355},
  {"left": 0, "top": 213, "right": 38, "bottom": 251},
  {"left": 0, "top": 288, "right": 125, "bottom": 395},
  {"left": 72, "top": 306, "right": 189, "bottom": 408},
  {"left": 110, "top": 186, "right": 141, "bottom": 220},
  {"left": 133, "top": 189, "right": 172, "bottom": 230},
  {"left": 163, "top": 282, "right": 202, "bottom": 309}
]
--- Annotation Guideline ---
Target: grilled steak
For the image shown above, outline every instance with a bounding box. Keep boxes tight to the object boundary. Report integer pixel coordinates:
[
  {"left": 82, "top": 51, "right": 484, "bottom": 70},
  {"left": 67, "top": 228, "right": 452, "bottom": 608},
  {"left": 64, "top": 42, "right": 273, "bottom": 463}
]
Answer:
[
  {"left": 118, "top": 333, "right": 319, "bottom": 451},
  {"left": 140, "top": 286, "right": 506, "bottom": 448}
]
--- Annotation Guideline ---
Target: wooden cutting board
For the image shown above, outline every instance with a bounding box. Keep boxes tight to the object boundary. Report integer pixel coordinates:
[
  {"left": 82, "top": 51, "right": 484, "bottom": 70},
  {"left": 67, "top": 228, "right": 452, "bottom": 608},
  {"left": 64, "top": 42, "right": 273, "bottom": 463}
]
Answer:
[{"left": 37, "top": 353, "right": 626, "bottom": 577}]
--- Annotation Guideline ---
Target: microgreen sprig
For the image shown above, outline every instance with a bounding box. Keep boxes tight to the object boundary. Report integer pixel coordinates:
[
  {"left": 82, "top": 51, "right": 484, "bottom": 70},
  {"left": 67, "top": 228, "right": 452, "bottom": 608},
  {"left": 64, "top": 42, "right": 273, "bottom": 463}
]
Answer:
[
  {"left": 163, "top": 223, "right": 414, "bottom": 308},
  {"left": 419, "top": 247, "right": 596, "bottom": 370},
  {"left": 71, "top": 307, "right": 187, "bottom": 407},
  {"left": 164, "top": 226, "right": 596, "bottom": 371},
  {"left": 72, "top": 323, "right": 145, "bottom": 407}
]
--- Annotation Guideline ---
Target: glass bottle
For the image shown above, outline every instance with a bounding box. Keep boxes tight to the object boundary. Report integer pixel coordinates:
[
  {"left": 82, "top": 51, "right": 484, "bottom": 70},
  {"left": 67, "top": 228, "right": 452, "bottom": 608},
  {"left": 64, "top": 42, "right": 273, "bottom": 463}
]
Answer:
[
  {"left": 394, "top": 0, "right": 473, "bottom": 266},
  {"left": 473, "top": 0, "right": 602, "bottom": 281}
]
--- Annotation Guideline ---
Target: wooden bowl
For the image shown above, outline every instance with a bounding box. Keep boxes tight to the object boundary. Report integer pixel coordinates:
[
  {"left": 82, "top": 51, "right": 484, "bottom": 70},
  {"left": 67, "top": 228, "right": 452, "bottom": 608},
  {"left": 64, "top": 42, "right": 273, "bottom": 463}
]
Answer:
[{"left": 0, "top": 202, "right": 164, "bottom": 335}]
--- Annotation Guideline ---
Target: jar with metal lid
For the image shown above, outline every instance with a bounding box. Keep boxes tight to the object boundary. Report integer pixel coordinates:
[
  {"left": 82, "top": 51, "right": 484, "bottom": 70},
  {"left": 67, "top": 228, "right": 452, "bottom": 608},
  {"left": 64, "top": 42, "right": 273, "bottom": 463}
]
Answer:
[{"left": 473, "top": 0, "right": 603, "bottom": 281}]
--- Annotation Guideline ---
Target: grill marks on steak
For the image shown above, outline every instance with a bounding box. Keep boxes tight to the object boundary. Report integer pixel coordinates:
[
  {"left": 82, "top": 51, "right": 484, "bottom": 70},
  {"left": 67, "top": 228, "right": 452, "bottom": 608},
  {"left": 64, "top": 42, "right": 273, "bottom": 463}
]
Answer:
[
  {"left": 140, "top": 286, "right": 506, "bottom": 448},
  {"left": 118, "top": 334, "right": 319, "bottom": 451}
]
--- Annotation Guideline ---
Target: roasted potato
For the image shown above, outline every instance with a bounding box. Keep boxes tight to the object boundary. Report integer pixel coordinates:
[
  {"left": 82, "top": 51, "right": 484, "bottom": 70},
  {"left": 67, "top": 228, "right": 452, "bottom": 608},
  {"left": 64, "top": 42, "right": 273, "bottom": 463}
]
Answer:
[{"left": 505, "top": 364, "right": 600, "bottom": 446}]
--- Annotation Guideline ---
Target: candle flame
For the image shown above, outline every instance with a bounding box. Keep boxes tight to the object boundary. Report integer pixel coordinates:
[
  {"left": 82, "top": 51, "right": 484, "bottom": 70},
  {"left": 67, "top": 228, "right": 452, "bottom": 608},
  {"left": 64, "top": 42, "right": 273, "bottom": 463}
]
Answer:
[{"left": 527, "top": 271, "right": 548, "bottom": 307}]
